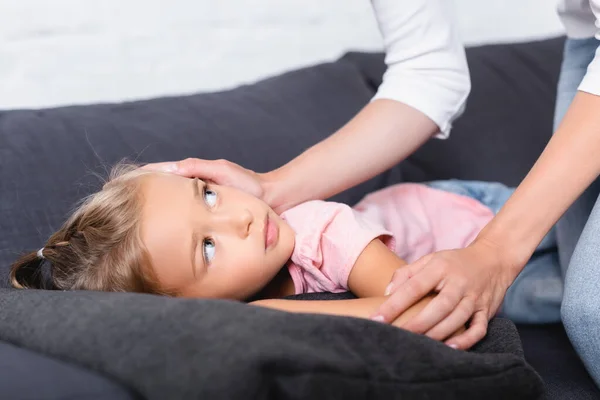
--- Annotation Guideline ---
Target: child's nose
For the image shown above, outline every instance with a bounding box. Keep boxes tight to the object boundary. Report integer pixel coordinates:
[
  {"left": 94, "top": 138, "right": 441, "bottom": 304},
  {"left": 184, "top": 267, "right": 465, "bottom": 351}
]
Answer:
[{"left": 216, "top": 209, "right": 253, "bottom": 238}]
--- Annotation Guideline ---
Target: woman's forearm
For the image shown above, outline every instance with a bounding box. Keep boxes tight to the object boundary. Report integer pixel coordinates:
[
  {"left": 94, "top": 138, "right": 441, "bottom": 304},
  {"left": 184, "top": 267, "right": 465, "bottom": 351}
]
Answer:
[
  {"left": 262, "top": 99, "right": 437, "bottom": 211},
  {"left": 478, "top": 91, "right": 600, "bottom": 278},
  {"left": 261, "top": 0, "right": 470, "bottom": 212}
]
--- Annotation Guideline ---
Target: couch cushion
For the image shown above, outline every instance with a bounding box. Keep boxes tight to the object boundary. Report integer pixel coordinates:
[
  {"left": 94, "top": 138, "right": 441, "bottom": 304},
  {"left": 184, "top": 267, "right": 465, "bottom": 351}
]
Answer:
[
  {"left": 0, "top": 289, "right": 543, "bottom": 400},
  {"left": 0, "top": 340, "right": 135, "bottom": 400},
  {"left": 518, "top": 324, "right": 600, "bottom": 399}
]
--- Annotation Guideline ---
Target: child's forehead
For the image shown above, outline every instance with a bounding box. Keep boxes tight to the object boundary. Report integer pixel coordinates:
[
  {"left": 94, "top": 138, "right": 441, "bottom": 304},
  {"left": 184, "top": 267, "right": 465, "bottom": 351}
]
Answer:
[
  {"left": 135, "top": 173, "right": 186, "bottom": 197},
  {"left": 138, "top": 175, "right": 193, "bottom": 213}
]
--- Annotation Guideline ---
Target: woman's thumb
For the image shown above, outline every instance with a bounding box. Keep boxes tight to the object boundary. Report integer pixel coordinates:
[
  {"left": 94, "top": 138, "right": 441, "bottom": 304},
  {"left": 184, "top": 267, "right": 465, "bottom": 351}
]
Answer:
[{"left": 385, "top": 254, "right": 433, "bottom": 295}]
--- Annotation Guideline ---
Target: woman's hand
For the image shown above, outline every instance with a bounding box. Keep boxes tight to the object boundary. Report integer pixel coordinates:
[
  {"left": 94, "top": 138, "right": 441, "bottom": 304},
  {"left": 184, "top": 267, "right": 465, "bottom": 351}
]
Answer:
[
  {"left": 143, "top": 157, "right": 266, "bottom": 199},
  {"left": 372, "top": 238, "right": 518, "bottom": 350}
]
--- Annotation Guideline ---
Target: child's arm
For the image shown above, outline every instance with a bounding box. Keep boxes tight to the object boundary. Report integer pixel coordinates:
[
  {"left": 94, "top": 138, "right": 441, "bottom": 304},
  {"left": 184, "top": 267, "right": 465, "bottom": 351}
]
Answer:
[
  {"left": 347, "top": 238, "right": 408, "bottom": 298},
  {"left": 251, "top": 294, "right": 463, "bottom": 337},
  {"left": 252, "top": 239, "right": 464, "bottom": 339}
]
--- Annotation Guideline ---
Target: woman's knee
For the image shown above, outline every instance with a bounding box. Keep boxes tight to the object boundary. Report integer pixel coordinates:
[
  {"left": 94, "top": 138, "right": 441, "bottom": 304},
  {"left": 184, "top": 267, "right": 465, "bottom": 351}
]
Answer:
[
  {"left": 561, "top": 289, "right": 599, "bottom": 344},
  {"left": 561, "top": 291, "right": 600, "bottom": 386}
]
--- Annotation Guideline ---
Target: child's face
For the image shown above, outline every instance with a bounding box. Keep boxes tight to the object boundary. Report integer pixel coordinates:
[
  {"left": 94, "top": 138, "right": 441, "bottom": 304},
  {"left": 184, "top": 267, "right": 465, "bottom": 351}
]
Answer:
[{"left": 139, "top": 173, "right": 295, "bottom": 300}]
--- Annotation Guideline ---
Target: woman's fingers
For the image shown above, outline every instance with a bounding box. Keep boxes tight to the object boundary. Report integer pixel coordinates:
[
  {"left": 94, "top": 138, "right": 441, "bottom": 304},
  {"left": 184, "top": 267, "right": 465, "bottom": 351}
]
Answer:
[
  {"left": 373, "top": 262, "right": 443, "bottom": 323},
  {"left": 400, "top": 282, "right": 465, "bottom": 334},
  {"left": 177, "top": 158, "right": 235, "bottom": 182},
  {"left": 141, "top": 161, "right": 179, "bottom": 172},
  {"left": 445, "top": 310, "right": 489, "bottom": 350},
  {"left": 143, "top": 158, "right": 228, "bottom": 181},
  {"left": 142, "top": 158, "right": 265, "bottom": 198},
  {"left": 424, "top": 296, "right": 475, "bottom": 341},
  {"left": 373, "top": 243, "right": 511, "bottom": 350},
  {"left": 384, "top": 254, "right": 432, "bottom": 295}
]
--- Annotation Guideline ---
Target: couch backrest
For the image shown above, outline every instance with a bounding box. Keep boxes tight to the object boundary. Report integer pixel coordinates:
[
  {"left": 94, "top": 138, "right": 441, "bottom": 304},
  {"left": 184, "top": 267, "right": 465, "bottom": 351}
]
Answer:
[
  {"left": 343, "top": 37, "right": 564, "bottom": 187},
  {"left": 0, "top": 37, "right": 564, "bottom": 283},
  {"left": 0, "top": 60, "right": 379, "bottom": 279}
]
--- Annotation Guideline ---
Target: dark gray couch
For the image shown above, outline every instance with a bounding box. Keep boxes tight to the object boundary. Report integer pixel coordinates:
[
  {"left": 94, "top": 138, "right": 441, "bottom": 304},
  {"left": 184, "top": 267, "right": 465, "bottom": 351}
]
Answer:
[{"left": 0, "top": 37, "right": 598, "bottom": 399}]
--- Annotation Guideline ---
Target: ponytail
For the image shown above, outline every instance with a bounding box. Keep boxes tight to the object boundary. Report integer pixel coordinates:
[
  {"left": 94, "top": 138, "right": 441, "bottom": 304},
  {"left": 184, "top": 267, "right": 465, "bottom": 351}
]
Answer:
[
  {"left": 11, "top": 243, "right": 68, "bottom": 290},
  {"left": 10, "top": 248, "right": 53, "bottom": 289},
  {"left": 11, "top": 251, "right": 49, "bottom": 289},
  {"left": 9, "top": 162, "right": 167, "bottom": 294}
]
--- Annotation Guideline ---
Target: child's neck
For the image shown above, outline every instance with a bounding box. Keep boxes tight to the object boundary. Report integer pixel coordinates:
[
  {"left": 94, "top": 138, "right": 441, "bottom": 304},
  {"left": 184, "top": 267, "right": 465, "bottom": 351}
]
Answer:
[{"left": 253, "top": 267, "right": 295, "bottom": 300}]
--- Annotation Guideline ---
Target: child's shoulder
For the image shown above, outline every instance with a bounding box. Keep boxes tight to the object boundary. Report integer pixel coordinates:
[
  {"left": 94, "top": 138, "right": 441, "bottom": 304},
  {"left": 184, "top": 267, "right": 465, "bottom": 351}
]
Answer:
[
  {"left": 281, "top": 199, "right": 352, "bottom": 222},
  {"left": 354, "top": 182, "right": 429, "bottom": 205}
]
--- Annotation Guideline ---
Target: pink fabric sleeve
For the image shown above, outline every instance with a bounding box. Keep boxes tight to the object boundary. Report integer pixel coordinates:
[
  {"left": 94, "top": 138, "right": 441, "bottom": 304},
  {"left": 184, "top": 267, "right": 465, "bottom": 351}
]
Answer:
[{"left": 281, "top": 201, "right": 395, "bottom": 294}]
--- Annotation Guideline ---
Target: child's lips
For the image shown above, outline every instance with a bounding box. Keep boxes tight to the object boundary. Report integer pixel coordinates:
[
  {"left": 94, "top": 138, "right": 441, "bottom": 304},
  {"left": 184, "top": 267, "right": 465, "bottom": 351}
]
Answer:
[{"left": 264, "top": 214, "right": 279, "bottom": 251}]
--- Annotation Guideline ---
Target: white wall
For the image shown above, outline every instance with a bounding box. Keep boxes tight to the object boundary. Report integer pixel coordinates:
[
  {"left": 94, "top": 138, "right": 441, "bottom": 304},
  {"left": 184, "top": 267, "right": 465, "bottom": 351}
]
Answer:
[{"left": 0, "top": 0, "right": 564, "bottom": 109}]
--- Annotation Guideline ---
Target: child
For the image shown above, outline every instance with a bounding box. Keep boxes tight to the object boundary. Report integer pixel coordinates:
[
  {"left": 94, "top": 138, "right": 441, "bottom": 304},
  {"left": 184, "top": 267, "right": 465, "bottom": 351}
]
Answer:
[{"left": 11, "top": 163, "right": 561, "bottom": 338}]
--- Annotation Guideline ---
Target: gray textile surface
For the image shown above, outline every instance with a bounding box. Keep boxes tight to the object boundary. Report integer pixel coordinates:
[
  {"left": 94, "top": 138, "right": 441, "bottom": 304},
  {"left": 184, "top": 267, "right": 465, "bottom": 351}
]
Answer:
[
  {"left": 342, "top": 37, "right": 565, "bottom": 187},
  {"left": 0, "top": 289, "right": 542, "bottom": 400},
  {"left": 519, "top": 324, "right": 600, "bottom": 400},
  {"left": 288, "top": 292, "right": 524, "bottom": 357},
  {"left": 0, "top": 61, "right": 376, "bottom": 274},
  {"left": 0, "top": 38, "right": 574, "bottom": 399},
  {"left": 0, "top": 340, "right": 135, "bottom": 400}
]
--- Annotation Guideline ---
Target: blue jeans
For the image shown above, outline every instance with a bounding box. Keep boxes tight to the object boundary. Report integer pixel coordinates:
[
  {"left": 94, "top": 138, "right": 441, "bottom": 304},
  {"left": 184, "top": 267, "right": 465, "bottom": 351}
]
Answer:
[
  {"left": 554, "top": 37, "right": 600, "bottom": 386},
  {"left": 426, "top": 180, "right": 562, "bottom": 324}
]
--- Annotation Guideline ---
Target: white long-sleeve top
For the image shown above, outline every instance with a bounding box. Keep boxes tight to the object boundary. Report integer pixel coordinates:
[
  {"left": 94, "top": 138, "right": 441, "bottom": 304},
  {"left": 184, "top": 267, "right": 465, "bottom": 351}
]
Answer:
[
  {"left": 371, "top": 0, "right": 600, "bottom": 138},
  {"left": 557, "top": 0, "right": 600, "bottom": 95},
  {"left": 370, "top": 0, "right": 470, "bottom": 138}
]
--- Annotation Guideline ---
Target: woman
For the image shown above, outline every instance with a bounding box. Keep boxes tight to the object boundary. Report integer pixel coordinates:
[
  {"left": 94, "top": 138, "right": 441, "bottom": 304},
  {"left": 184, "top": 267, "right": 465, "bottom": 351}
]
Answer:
[{"left": 147, "top": 0, "right": 600, "bottom": 386}]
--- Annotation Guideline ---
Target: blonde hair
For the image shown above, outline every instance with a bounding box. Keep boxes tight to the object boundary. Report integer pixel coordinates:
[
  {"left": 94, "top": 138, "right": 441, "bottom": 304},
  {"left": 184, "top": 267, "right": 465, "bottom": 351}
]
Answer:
[{"left": 10, "top": 163, "right": 170, "bottom": 295}]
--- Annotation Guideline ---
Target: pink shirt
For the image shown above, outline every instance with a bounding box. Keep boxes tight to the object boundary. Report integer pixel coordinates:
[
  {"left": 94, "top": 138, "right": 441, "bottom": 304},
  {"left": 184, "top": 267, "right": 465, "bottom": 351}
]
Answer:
[{"left": 280, "top": 183, "right": 494, "bottom": 295}]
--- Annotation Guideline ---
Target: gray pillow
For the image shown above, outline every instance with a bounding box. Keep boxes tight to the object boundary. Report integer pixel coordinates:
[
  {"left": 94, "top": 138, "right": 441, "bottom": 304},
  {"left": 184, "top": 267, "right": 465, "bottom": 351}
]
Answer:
[{"left": 0, "top": 289, "right": 543, "bottom": 400}]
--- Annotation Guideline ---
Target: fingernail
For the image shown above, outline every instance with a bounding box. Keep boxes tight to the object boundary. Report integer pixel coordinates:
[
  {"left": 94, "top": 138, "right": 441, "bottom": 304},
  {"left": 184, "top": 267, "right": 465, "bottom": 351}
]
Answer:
[
  {"left": 384, "top": 283, "right": 394, "bottom": 296},
  {"left": 164, "top": 163, "right": 178, "bottom": 172},
  {"left": 371, "top": 315, "right": 385, "bottom": 323},
  {"left": 448, "top": 344, "right": 458, "bottom": 349}
]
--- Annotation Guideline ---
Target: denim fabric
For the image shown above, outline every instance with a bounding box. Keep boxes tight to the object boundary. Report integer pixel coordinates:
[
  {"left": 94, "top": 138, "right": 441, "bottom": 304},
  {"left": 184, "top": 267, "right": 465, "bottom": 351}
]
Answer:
[
  {"left": 427, "top": 180, "right": 562, "bottom": 324},
  {"left": 554, "top": 37, "right": 600, "bottom": 276},
  {"left": 554, "top": 37, "right": 600, "bottom": 387}
]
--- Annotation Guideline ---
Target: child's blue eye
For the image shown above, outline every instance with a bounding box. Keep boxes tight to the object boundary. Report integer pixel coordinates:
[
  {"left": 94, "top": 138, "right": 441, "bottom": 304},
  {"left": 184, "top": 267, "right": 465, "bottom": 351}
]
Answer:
[
  {"left": 203, "top": 187, "right": 217, "bottom": 207},
  {"left": 203, "top": 238, "right": 215, "bottom": 263}
]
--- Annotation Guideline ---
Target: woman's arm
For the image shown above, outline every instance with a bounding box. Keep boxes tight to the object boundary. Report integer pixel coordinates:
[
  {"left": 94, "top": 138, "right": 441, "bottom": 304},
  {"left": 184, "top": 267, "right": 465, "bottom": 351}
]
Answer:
[
  {"left": 261, "top": 101, "right": 435, "bottom": 212},
  {"left": 374, "top": 91, "right": 600, "bottom": 350},
  {"left": 476, "top": 92, "right": 600, "bottom": 273},
  {"left": 263, "top": 0, "right": 470, "bottom": 211},
  {"left": 143, "top": 0, "right": 469, "bottom": 213}
]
